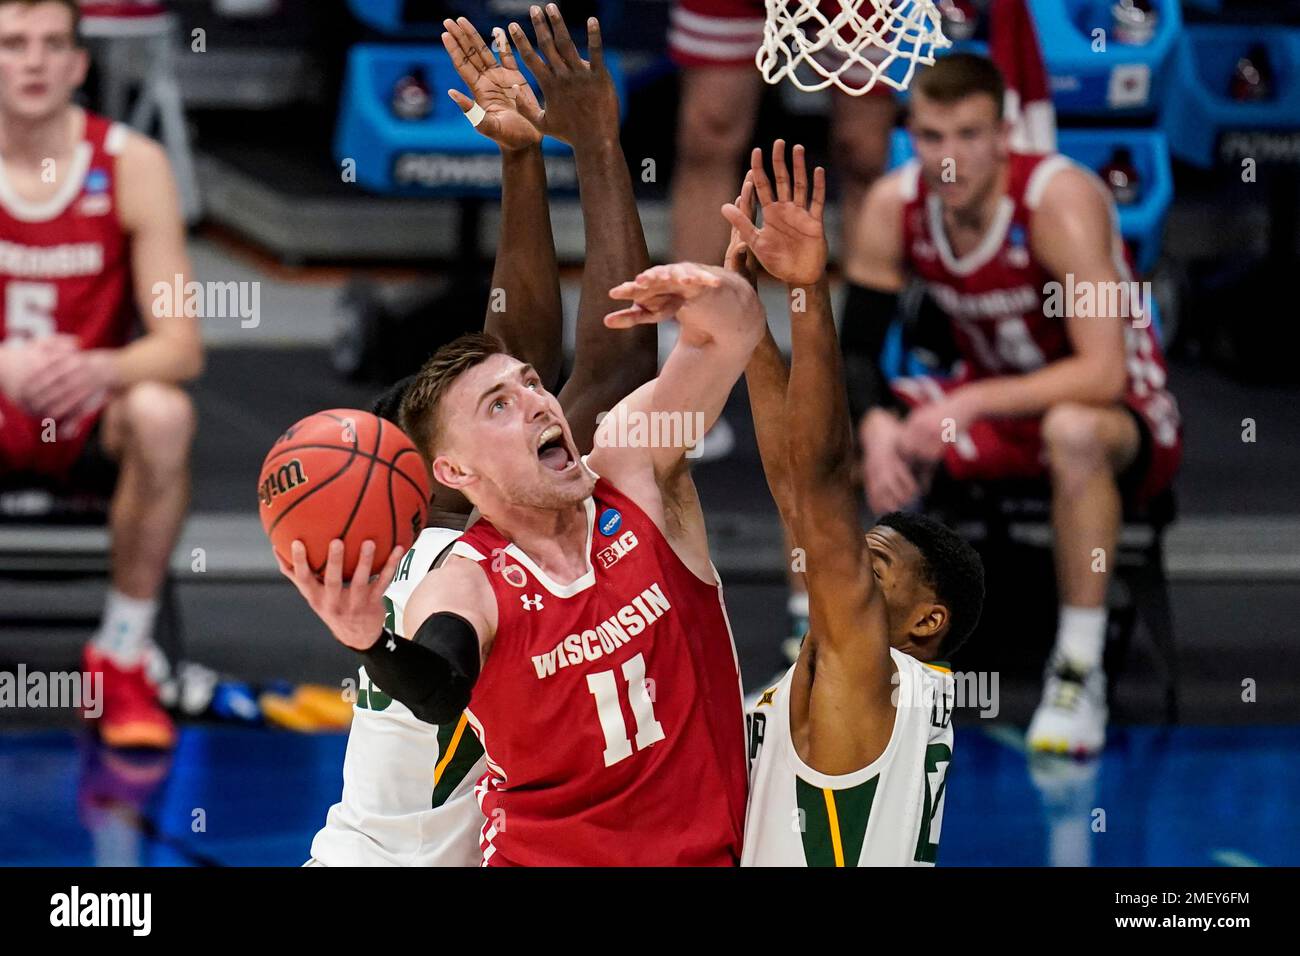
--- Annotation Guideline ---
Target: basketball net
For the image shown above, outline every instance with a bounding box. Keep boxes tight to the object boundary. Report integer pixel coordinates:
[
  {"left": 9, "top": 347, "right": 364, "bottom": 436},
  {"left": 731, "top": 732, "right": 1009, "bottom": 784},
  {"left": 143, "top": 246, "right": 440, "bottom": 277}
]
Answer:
[{"left": 756, "top": 0, "right": 952, "bottom": 95}]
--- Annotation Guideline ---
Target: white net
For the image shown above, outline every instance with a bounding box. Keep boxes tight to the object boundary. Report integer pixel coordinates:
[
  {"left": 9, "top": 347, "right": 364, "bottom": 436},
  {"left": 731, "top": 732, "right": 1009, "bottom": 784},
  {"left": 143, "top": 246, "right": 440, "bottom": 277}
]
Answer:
[{"left": 756, "top": 0, "right": 952, "bottom": 96}]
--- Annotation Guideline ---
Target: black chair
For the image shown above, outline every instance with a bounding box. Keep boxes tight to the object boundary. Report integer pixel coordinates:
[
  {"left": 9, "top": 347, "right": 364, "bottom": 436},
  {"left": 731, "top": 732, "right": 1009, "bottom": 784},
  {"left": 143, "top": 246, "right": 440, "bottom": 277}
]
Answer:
[
  {"left": 0, "top": 482, "right": 184, "bottom": 661},
  {"left": 922, "top": 474, "right": 1179, "bottom": 723}
]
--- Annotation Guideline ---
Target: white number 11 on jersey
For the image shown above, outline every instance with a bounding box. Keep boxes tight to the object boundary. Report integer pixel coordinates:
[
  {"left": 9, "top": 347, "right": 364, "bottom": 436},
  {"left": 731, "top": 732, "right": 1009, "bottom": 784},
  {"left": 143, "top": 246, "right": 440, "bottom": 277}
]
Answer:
[{"left": 586, "top": 652, "right": 666, "bottom": 767}]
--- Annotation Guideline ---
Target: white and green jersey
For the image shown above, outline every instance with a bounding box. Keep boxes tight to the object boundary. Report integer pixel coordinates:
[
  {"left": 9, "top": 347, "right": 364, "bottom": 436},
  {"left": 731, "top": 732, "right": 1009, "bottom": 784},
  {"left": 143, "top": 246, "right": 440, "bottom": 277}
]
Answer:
[
  {"left": 308, "top": 527, "right": 488, "bottom": 867},
  {"left": 740, "top": 648, "right": 956, "bottom": 867}
]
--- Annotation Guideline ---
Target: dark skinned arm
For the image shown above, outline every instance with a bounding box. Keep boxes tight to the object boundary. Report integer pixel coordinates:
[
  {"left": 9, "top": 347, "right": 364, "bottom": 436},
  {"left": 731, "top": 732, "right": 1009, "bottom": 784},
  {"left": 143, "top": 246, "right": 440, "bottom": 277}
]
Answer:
[
  {"left": 725, "top": 142, "right": 894, "bottom": 775},
  {"left": 484, "top": 145, "right": 563, "bottom": 389},
  {"left": 441, "top": 17, "right": 563, "bottom": 389},
  {"left": 509, "top": 7, "right": 656, "bottom": 453}
]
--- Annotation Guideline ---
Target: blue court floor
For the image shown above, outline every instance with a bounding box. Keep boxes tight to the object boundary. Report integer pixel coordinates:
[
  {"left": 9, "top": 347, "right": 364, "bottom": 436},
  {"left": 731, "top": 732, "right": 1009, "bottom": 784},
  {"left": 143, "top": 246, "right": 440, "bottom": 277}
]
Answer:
[{"left": 1, "top": 724, "right": 1296, "bottom": 867}]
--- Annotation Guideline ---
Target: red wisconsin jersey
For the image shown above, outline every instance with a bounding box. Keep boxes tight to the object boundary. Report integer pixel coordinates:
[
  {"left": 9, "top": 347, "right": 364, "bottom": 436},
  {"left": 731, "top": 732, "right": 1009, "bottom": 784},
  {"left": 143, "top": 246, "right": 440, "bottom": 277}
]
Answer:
[
  {"left": 899, "top": 152, "right": 1179, "bottom": 448},
  {"left": 0, "top": 111, "right": 133, "bottom": 474},
  {"left": 448, "top": 473, "right": 748, "bottom": 866}
]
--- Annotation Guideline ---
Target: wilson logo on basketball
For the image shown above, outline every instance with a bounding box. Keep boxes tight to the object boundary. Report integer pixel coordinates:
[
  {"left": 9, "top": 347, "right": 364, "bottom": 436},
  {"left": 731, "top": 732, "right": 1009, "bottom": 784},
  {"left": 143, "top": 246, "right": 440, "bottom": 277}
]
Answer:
[{"left": 258, "top": 459, "right": 308, "bottom": 508}]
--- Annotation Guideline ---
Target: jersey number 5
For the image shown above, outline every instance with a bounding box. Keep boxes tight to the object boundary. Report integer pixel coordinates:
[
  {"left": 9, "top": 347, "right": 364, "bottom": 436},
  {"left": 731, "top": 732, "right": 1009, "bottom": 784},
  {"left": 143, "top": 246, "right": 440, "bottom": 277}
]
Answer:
[
  {"left": 4, "top": 282, "right": 57, "bottom": 340},
  {"left": 586, "top": 652, "right": 666, "bottom": 767}
]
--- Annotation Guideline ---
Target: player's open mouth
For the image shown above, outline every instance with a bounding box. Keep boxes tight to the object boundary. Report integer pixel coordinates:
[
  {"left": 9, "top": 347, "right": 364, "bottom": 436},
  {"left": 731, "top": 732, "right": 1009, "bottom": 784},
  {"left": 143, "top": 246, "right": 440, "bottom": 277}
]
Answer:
[{"left": 536, "top": 424, "right": 576, "bottom": 473}]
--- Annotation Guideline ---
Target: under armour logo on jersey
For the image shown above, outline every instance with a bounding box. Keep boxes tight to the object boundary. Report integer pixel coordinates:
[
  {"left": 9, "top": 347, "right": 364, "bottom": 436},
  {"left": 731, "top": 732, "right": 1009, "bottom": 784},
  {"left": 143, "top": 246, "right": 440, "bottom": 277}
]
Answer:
[{"left": 521, "top": 594, "right": 544, "bottom": 611}]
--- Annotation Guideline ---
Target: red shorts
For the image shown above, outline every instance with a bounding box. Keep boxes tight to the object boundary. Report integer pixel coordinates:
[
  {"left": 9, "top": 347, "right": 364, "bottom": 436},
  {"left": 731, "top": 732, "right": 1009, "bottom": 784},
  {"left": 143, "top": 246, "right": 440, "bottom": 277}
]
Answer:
[
  {"left": 891, "top": 374, "right": 1183, "bottom": 506},
  {"left": 668, "top": 0, "right": 894, "bottom": 95},
  {"left": 0, "top": 394, "right": 111, "bottom": 489}
]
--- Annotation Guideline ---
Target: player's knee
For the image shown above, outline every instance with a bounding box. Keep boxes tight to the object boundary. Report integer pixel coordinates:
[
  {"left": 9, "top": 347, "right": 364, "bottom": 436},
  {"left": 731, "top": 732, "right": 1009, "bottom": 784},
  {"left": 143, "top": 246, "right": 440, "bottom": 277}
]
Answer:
[
  {"left": 677, "top": 88, "right": 754, "bottom": 165},
  {"left": 120, "top": 383, "right": 196, "bottom": 464},
  {"left": 1042, "top": 403, "right": 1108, "bottom": 469}
]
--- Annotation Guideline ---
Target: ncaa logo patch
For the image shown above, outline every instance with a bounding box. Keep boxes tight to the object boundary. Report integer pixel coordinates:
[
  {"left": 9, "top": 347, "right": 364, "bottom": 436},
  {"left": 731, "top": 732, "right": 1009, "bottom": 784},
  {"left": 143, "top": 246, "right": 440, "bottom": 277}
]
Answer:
[
  {"left": 598, "top": 508, "right": 622, "bottom": 537},
  {"left": 77, "top": 170, "right": 112, "bottom": 217},
  {"left": 85, "top": 169, "right": 110, "bottom": 194}
]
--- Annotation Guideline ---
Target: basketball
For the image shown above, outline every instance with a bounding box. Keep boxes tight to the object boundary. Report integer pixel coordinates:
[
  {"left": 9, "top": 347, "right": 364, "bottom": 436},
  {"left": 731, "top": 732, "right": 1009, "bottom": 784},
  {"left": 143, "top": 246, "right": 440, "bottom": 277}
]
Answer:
[{"left": 257, "top": 409, "right": 431, "bottom": 579}]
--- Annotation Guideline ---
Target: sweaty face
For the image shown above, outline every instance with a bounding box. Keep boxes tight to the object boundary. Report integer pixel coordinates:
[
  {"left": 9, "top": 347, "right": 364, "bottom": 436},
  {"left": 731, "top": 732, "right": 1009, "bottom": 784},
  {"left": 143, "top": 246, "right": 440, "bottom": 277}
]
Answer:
[
  {"left": 865, "top": 525, "right": 945, "bottom": 658},
  {"left": 907, "top": 92, "right": 1007, "bottom": 214},
  {"left": 433, "top": 354, "right": 594, "bottom": 510},
  {"left": 0, "top": 4, "right": 85, "bottom": 122}
]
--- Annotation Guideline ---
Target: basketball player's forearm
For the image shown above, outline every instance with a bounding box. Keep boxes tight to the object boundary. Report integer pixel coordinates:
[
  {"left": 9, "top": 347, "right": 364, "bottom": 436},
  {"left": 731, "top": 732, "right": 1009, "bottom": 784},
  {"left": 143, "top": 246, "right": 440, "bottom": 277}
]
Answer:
[
  {"left": 784, "top": 279, "right": 877, "bottom": 637},
  {"left": 786, "top": 279, "right": 854, "bottom": 492},
  {"left": 107, "top": 327, "right": 203, "bottom": 386},
  {"left": 571, "top": 139, "right": 656, "bottom": 386},
  {"left": 959, "top": 354, "right": 1126, "bottom": 420},
  {"left": 746, "top": 327, "right": 797, "bottom": 531},
  {"left": 486, "top": 145, "right": 563, "bottom": 388}
]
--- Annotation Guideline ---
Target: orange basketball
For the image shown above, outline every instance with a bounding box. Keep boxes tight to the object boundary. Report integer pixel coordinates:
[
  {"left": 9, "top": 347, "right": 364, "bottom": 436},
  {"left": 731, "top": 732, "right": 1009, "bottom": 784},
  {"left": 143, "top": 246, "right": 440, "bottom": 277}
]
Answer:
[{"left": 257, "top": 409, "right": 431, "bottom": 579}]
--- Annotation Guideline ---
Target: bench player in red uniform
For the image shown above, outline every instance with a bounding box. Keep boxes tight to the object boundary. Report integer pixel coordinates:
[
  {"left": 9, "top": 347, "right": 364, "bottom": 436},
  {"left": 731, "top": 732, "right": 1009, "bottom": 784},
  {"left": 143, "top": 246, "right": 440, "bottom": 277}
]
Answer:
[
  {"left": 844, "top": 54, "right": 1181, "bottom": 756},
  {"left": 0, "top": 0, "right": 201, "bottom": 748}
]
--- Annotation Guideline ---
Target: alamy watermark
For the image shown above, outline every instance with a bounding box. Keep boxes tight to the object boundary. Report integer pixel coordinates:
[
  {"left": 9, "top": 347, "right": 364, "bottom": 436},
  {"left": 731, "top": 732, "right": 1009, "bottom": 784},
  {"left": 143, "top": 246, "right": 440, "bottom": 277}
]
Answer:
[
  {"left": 152, "top": 274, "right": 261, "bottom": 329},
  {"left": 893, "top": 667, "right": 1000, "bottom": 719},
  {"left": 595, "top": 406, "right": 707, "bottom": 459},
  {"left": 1042, "top": 275, "right": 1152, "bottom": 328},
  {"left": 0, "top": 665, "right": 102, "bottom": 717}
]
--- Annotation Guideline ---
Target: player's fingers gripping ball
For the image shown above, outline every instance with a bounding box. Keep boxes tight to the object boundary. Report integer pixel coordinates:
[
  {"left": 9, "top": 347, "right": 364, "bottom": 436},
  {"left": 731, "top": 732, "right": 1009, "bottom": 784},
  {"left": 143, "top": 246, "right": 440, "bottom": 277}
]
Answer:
[{"left": 258, "top": 409, "right": 431, "bottom": 580}]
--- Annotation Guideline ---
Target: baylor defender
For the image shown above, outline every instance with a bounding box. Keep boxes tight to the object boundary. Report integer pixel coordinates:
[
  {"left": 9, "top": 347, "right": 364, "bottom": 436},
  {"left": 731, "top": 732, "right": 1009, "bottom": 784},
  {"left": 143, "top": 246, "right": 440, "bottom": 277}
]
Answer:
[{"left": 724, "top": 141, "right": 984, "bottom": 866}]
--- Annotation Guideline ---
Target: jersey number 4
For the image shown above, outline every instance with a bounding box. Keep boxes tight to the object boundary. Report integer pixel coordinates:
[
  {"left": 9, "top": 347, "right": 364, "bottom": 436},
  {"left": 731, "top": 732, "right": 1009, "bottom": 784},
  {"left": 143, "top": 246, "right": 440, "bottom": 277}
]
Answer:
[{"left": 586, "top": 652, "right": 666, "bottom": 767}]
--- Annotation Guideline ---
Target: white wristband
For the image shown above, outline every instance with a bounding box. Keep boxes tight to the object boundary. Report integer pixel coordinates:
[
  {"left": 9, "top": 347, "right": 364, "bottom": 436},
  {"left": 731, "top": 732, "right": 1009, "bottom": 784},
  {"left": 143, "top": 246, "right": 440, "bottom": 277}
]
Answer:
[{"left": 465, "top": 103, "right": 486, "bottom": 128}]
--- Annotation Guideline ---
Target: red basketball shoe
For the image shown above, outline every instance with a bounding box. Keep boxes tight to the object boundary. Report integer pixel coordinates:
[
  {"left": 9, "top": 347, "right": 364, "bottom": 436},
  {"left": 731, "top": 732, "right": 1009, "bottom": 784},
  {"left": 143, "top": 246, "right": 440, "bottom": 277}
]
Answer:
[{"left": 83, "top": 645, "right": 177, "bottom": 750}]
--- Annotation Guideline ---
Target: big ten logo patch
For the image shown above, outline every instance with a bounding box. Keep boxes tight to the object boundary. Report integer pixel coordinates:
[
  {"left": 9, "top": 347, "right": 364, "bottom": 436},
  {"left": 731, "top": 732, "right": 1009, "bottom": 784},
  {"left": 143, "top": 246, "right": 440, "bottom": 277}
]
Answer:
[{"left": 596, "top": 530, "right": 639, "bottom": 569}]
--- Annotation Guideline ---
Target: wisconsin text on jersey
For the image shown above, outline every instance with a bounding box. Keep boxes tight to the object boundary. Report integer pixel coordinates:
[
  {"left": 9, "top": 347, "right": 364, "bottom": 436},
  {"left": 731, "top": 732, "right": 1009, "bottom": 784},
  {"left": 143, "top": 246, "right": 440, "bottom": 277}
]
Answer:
[{"left": 530, "top": 582, "right": 672, "bottom": 679}]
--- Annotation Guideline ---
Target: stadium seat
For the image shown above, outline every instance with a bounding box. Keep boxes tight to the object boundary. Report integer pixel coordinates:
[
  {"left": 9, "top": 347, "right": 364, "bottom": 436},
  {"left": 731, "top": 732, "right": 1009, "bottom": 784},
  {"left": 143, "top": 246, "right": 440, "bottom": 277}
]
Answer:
[
  {"left": 79, "top": 3, "right": 201, "bottom": 222},
  {"left": 922, "top": 474, "right": 1179, "bottom": 723},
  {"left": 0, "top": 484, "right": 184, "bottom": 663}
]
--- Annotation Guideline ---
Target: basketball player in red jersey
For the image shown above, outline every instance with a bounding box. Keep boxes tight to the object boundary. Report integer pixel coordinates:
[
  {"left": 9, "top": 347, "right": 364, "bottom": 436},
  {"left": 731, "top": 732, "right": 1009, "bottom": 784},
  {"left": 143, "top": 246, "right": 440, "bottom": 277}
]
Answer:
[
  {"left": 292, "top": 269, "right": 760, "bottom": 865},
  {"left": 0, "top": 0, "right": 201, "bottom": 748},
  {"left": 843, "top": 54, "right": 1182, "bottom": 756},
  {"left": 284, "top": 11, "right": 755, "bottom": 866}
]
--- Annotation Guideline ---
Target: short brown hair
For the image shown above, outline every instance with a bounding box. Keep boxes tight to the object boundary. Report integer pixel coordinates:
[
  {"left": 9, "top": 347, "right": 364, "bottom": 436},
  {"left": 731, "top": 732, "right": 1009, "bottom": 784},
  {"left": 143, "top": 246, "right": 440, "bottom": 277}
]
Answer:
[
  {"left": 912, "top": 53, "right": 1005, "bottom": 118},
  {"left": 398, "top": 332, "right": 508, "bottom": 463},
  {"left": 0, "top": 0, "right": 82, "bottom": 43}
]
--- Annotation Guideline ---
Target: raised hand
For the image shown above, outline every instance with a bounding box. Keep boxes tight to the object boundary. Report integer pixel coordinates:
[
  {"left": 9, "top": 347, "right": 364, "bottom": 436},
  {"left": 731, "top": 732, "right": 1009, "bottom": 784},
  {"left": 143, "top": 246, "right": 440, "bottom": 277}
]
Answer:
[
  {"left": 278, "top": 538, "right": 405, "bottom": 650},
  {"left": 723, "top": 174, "right": 760, "bottom": 289},
  {"left": 722, "top": 140, "right": 827, "bottom": 287},
  {"left": 606, "top": 263, "right": 761, "bottom": 346},
  {"left": 507, "top": 5, "right": 620, "bottom": 149},
  {"left": 442, "top": 16, "right": 543, "bottom": 152}
]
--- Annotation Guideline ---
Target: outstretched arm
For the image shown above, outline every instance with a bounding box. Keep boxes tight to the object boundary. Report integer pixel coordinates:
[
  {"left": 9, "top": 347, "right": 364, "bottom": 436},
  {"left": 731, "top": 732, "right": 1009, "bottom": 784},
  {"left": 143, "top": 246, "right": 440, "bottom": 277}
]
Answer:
[
  {"left": 724, "top": 172, "right": 798, "bottom": 535},
  {"left": 731, "top": 143, "right": 895, "bottom": 773},
  {"left": 442, "top": 17, "right": 563, "bottom": 388},
  {"left": 583, "top": 263, "right": 763, "bottom": 582},
  {"left": 508, "top": 7, "right": 656, "bottom": 452}
]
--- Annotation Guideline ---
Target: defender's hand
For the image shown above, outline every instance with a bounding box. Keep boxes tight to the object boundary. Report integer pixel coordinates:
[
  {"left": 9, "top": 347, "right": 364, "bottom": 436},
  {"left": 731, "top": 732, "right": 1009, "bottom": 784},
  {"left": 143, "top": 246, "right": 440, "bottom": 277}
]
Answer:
[
  {"left": 278, "top": 539, "right": 405, "bottom": 650},
  {"left": 723, "top": 175, "right": 760, "bottom": 290},
  {"left": 507, "top": 6, "right": 619, "bottom": 149},
  {"left": 442, "top": 17, "right": 543, "bottom": 151},
  {"left": 722, "top": 140, "right": 827, "bottom": 288}
]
